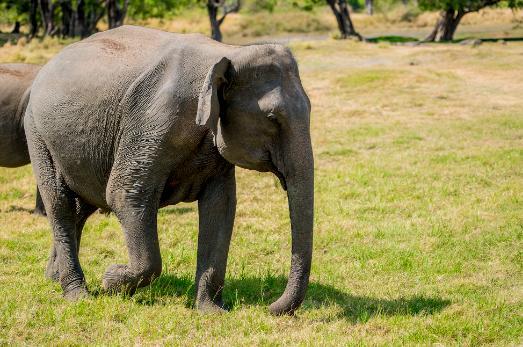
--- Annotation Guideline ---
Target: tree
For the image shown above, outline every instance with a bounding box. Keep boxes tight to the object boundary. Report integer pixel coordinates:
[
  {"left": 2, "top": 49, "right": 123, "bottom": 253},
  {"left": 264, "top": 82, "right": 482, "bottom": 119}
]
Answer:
[
  {"left": 0, "top": 0, "right": 128, "bottom": 39},
  {"left": 39, "top": 0, "right": 57, "bottom": 36},
  {"left": 107, "top": 0, "right": 129, "bottom": 29},
  {"left": 365, "top": 0, "right": 373, "bottom": 15},
  {"left": 206, "top": 0, "right": 240, "bottom": 42},
  {"left": 77, "top": 0, "right": 106, "bottom": 38},
  {"left": 11, "top": 20, "right": 21, "bottom": 33},
  {"left": 29, "top": 0, "right": 38, "bottom": 37},
  {"left": 0, "top": 0, "right": 31, "bottom": 34},
  {"left": 421, "top": 0, "right": 523, "bottom": 41},
  {"left": 326, "top": 0, "right": 362, "bottom": 40}
]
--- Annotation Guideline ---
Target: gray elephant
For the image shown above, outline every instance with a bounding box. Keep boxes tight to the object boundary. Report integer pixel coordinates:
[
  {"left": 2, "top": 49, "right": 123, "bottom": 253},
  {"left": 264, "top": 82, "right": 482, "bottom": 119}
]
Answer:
[
  {"left": 25, "top": 25, "right": 313, "bottom": 315},
  {"left": 0, "top": 63, "right": 46, "bottom": 215}
]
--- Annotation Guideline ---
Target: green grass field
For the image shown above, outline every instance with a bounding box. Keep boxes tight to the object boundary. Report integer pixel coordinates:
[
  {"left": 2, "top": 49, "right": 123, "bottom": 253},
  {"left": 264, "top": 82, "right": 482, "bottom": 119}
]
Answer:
[{"left": 1, "top": 20, "right": 523, "bottom": 345}]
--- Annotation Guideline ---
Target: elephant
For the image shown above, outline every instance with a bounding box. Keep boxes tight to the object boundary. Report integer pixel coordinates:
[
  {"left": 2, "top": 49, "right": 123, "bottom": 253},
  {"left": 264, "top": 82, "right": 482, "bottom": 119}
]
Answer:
[
  {"left": 0, "top": 63, "right": 46, "bottom": 215},
  {"left": 25, "top": 25, "right": 313, "bottom": 315}
]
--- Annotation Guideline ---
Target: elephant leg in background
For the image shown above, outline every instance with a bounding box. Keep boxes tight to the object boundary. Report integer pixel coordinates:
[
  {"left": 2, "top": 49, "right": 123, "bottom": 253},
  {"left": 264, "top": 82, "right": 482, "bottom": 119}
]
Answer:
[
  {"left": 34, "top": 187, "right": 46, "bottom": 216},
  {"left": 46, "top": 199, "right": 97, "bottom": 282},
  {"left": 195, "top": 167, "right": 236, "bottom": 312},
  {"left": 25, "top": 116, "right": 88, "bottom": 299}
]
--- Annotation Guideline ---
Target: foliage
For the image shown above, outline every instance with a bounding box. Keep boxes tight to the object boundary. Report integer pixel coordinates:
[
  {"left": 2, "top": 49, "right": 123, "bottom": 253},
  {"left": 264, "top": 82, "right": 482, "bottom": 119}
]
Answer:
[
  {"left": 243, "top": 0, "right": 279, "bottom": 13},
  {"left": 127, "top": 0, "right": 200, "bottom": 19},
  {"left": 0, "top": 0, "right": 30, "bottom": 25},
  {"left": 418, "top": 0, "right": 522, "bottom": 12},
  {"left": 0, "top": 0, "right": 129, "bottom": 37}
]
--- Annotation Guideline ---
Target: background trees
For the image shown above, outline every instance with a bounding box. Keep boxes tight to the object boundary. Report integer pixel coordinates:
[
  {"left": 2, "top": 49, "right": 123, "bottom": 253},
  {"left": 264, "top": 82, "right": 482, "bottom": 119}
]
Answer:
[
  {"left": 0, "top": 0, "right": 520, "bottom": 41},
  {"left": 421, "top": 0, "right": 523, "bottom": 41},
  {"left": 0, "top": 0, "right": 128, "bottom": 38}
]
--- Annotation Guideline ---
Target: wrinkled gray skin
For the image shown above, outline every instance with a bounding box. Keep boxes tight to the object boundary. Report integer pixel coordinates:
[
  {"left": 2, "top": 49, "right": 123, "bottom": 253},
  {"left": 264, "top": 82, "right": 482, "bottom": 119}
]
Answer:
[
  {"left": 26, "top": 25, "right": 313, "bottom": 315},
  {"left": 0, "top": 63, "right": 46, "bottom": 215}
]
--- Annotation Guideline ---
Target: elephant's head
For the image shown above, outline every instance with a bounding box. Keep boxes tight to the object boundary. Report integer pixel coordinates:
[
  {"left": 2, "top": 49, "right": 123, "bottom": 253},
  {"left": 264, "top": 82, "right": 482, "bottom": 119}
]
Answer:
[{"left": 196, "top": 44, "right": 314, "bottom": 315}]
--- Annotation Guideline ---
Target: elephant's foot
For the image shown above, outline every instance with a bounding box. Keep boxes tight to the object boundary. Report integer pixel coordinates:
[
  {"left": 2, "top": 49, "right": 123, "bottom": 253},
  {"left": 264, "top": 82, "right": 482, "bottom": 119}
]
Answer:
[
  {"left": 102, "top": 264, "right": 136, "bottom": 295},
  {"left": 195, "top": 284, "right": 227, "bottom": 314},
  {"left": 63, "top": 284, "right": 88, "bottom": 301},
  {"left": 102, "top": 263, "right": 160, "bottom": 295},
  {"left": 196, "top": 298, "right": 227, "bottom": 314}
]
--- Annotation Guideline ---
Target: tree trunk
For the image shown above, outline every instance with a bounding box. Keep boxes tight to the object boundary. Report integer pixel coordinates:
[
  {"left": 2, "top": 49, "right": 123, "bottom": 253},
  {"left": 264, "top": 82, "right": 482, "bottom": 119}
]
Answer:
[
  {"left": 77, "top": 0, "right": 88, "bottom": 38},
  {"left": 365, "top": 0, "right": 373, "bottom": 15},
  {"left": 107, "top": 0, "right": 129, "bottom": 29},
  {"left": 207, "top": 2, "right": 222, "bottom": 42},
  {"left": 441, "top": 9, "right": 464, "bottom": 41},
  {"left": 29, "top": 0, "right": 39, "bottom": 38},
  {"left": 77, "top": 0, "right": 104, "bottom": 38},
  {"left": 11, "top": 21, "right": 21, "bottom": 34},
  {"left": 60, "top": 0, "right": 73, "bottom": 37},
  {"left": 326, "top": 0, "right": 362, "bottom": 40},
  {"left": 39, "top": 0, "right": 57, "bottom": 37},
  {"left": 207, "top": 0, "right": 240, "bottom": 42},
  {"left": 424, "top": 8, "right": 465, "bottom": 42}
]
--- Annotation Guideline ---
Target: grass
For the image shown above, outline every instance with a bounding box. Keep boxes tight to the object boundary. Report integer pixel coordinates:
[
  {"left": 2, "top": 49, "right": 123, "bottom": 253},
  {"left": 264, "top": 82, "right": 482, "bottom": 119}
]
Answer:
[{"left": 1, "top": 17, "right": 523, "bottom": 346}]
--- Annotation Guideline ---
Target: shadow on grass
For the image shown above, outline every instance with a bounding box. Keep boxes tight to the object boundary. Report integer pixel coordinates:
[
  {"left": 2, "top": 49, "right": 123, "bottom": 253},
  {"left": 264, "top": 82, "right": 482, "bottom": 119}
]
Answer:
[
  {"left": 454, "top": 36, "right": 523, "bottom": 43},
  {"left": 135, "top": 274, "right": 450, "bottom": 322},
  {"left": 3, "top": 205, "right": 37, "bottom": 214},
  {"left": 366, "top": 35, "right": 419, "bottom": 43},
  {"left": 365, "top": 35, "right": 523, "bottom": 45}
]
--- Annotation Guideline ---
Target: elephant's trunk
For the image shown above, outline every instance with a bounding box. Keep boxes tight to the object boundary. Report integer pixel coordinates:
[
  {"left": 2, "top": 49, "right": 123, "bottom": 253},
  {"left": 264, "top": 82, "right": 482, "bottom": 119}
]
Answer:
[{"left": 269, "top": 132, "right": 314, "bottom": 315}]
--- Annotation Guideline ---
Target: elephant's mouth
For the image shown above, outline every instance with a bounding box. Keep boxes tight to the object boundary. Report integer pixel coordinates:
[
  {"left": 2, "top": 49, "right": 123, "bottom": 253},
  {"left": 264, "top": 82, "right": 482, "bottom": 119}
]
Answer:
[
  {"left": 267, "top": 150, "right": 287, "bottom": 191},
  {"left": 270, "top": 166, "right": 287, "bottom": 191}
]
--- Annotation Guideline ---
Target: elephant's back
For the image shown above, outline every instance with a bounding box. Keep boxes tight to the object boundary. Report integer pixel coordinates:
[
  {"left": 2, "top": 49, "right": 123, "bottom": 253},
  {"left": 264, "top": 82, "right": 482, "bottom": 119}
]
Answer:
[
  {"left": 30, "top": 26, "right": 191, "bottom": 127},
  {"left": 0, "top": 63, "right": 39, "bottom": 127},
  {"left": 30, "top": 26, "right": 235, "bottom": 126},
  {"left": 0, "top": 64, "right": 39, "bottom": 167}
]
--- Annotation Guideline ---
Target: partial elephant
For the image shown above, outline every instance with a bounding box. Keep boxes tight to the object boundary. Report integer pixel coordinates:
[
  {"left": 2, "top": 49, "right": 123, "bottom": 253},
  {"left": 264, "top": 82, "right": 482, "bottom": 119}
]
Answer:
[
  {"left": 26, "top": 25, "right": 313, "bottom": 315},
  {"left": 0, "top": 63, "right": 45, "bottom": 215}
]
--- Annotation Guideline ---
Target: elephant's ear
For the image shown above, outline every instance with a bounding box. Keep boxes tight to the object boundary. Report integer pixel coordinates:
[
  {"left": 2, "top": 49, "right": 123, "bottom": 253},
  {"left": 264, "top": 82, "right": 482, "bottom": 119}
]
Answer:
[{"left": 196, "top": 57, "right": 231, "bottom": 138}]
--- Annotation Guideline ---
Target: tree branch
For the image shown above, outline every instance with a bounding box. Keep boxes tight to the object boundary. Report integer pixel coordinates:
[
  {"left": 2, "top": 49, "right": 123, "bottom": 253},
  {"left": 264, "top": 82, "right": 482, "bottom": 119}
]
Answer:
[{"left": 214, "top": 0, "right": 240, "bottom": 26}]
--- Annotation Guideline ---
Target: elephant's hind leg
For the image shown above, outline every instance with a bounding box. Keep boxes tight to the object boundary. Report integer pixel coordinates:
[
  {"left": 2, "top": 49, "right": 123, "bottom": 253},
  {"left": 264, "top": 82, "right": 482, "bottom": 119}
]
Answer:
[
  {"left": 45, "top": 199, "right": 97, "bottom": 282},
  {"left": 25, "top": 115, "right": 88, "bottom": 300},
  {"left": 47, "top": 183, "right": 88, "bottom": 300}
]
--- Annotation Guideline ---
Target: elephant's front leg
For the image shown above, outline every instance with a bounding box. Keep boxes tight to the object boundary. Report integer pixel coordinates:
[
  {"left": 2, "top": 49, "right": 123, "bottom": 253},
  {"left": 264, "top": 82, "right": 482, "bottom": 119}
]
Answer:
[
  {"left": 102, "top": 197, "right": 163, "bottom": 295},
  {"left": 195, "top": 166, "right": 236, "bottom": 312}
]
